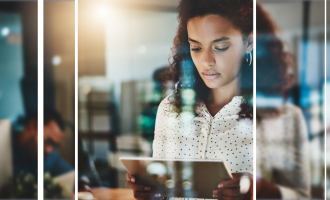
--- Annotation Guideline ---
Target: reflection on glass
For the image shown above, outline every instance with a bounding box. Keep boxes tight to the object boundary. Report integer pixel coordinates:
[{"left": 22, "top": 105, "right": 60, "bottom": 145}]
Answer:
[
  {"left": 79, "top": 0, "right": 253, "bottom": 199},
  {"left": 256, "top": 1, "right": 324, "bottom": 199},
  {"left": 326, "top": 1, "right": 330, "bottom": 199}
]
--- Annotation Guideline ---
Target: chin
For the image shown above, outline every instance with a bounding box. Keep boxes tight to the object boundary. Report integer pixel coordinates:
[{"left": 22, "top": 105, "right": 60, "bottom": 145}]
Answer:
[{"left": 203, "top": 80, "right": 222, "bottom": 89}]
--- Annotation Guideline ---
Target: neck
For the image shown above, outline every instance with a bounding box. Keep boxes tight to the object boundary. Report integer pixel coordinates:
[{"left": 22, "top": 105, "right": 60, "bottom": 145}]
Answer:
[{"left": 207, "top": 77, "right": 240, "bottom": 106}]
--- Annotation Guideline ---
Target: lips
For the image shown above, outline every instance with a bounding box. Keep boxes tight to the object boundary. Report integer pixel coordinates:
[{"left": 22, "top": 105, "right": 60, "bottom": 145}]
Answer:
[{"left": 202, "top": 71, "right": 220, "bottom": 80}]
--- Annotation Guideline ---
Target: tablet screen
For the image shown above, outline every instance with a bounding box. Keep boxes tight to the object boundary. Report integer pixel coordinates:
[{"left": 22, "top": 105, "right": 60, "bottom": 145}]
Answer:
[{"left": 120, "top": 157, "right": 232, "bottom": 199}]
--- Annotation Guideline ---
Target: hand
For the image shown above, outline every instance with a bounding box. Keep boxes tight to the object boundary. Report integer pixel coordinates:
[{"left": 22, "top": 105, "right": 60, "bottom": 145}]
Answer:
[
  {"left": 126, "top": 172, "right": 162, "bottom": 200},
  {"left": 213, "top": 173, "right": 252, "bottom": 200},
  {"left": 78, "top": 176, "right": 91, "bottom": 192},
  {"left": 255, "top": 177, "right": 281, "bottom": 199}
]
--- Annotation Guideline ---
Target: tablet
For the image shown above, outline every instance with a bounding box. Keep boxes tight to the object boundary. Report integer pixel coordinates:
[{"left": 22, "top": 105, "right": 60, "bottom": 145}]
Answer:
[{"left": 119, "top": 157, "right": 232, "bottom": 199}]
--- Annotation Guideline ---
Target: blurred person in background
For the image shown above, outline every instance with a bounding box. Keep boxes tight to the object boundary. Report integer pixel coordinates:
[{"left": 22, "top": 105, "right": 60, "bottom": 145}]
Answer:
[
  {"left": 13, "top": 110, "right": 73, "bottom": 180},
  {"left": 126, "top": 0, "right": 254, "bottom": 199},
  {"left": 255, "top": 4, "right": 310, "bottom": 199}
]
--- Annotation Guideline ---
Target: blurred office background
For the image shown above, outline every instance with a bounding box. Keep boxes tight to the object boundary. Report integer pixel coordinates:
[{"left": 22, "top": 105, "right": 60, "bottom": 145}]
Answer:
[
  {"left": 257, "top": 1, "right": 325, "bottom": 199},
  {"left": 44, "top": 0, "right": 75, "bottom": 172},
  {"left": 0, "top": 0, "right": 76, "bottom": 199},
  {"left": 0, "top": 1, "right": 37, "bottom": 199},
  {"left": 78, "top": 0, "right": 180, "bottom": 189},
  {"left": 44, "top": 1, "right": 75, "bottom": 199}
]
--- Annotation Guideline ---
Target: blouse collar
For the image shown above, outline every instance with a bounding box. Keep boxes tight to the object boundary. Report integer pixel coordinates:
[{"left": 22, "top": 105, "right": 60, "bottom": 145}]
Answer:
[{"left": 198, "top": 96, "right": 243, "bottom": 118}]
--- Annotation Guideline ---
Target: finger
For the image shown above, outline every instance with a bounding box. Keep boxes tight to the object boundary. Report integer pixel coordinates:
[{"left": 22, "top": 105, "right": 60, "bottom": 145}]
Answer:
[
  {"left": 126, "top": 172, "right": 131, "bottom": 181},
  {"left": 222, "top": 187, "right": 241, "bottom": 196},
  {"left": 126, "top": 181, "right": 150, "bottom": 191},
  {"left": 231, "top": 173, "right": 250, "bottom": 179},
  {"left": 126, "top": 172, "right": 135, "bottom": 183},
  {"left": 219, "top": 188, "right": 223, "bottom": 200},
  {"left": 218, "top": 178, "right": 240, "bottom": 188},
  {"left": 231, "top": 173, "right": 243, "bottom": 178},
  {"left": 134, "top": 191, "right": 162, "bottom": 199},
  {"left": 232, "top": 172, "right": 251, "bottom": 177},
  {"left": 213, "top": 188, "right": 222, "bottom": 200}
]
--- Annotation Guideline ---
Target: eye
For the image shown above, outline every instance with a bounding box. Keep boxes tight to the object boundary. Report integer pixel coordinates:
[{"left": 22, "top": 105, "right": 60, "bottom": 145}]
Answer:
[
  {"left": 213, "top": 46, "right": 229, "bottom": 52},
  {"left": 191, "top": 47, "right": 202, "bottom": 51},
  {"left": 190, "top": 44, "right": 202, "bottom": 51}
]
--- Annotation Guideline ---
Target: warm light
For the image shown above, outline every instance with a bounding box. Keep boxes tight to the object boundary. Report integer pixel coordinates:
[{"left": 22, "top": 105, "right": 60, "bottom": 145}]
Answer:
[
  {"left": 1, "top": 27, "right": 9, "bottom": 36},
  {"left": 182, "top": 181, "right": 192, "bottom": 190},
  {"left": 52, "top": 56, "right": 61, "bottom": 66},
  {"left": 94, "top": 5, "right": 109, "bottom": 18},
  {"left": 137, "top": 45, "right": 147, "bottom": 54},
  {"left": 164, "top": 179, "right": 174, "bottom": 188},
  {"left": 98, "top": 7, "right": 107, "bottom": 17}
]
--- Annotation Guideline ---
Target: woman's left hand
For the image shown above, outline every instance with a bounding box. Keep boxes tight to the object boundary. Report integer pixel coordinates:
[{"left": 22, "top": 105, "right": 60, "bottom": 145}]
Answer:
[{"left": 213, "top": 173, "right": 253, "bottom": 200}]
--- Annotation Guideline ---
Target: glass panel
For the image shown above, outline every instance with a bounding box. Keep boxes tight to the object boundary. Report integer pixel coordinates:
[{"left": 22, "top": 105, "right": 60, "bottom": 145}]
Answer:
[
  {"left": 326, "top": 0, "right": 330, "bottom": 198},
  {"left": 78, "top": 0, "right": 254, "bottom": 199},
  {"left": 256, "top": 1, "right": 325, "bottom": 199},
  {"left": 44, "top": 1, "right": 75, "bottom": 199},
  {"left": 0, "top": 1, "right": 38, "bottom": 199}
]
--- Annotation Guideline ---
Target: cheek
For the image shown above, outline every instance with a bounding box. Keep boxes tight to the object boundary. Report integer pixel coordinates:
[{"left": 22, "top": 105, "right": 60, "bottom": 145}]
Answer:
[
  {"left": 216, "top": 49, "right": 244, "bottom": 73},
  {"left": 191, "top": 55, "right": 205, "bottom": 78},
  {"left": 190, "top": 53, "right": 202, "bottom": 71}
]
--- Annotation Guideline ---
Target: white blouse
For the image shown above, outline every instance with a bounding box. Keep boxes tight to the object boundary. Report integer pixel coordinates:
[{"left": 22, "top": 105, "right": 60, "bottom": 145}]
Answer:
[
  {"left": 256, "top": 103, "right": 310, "bottom": 199},
  {"left": 152, "top": 95, "right": 253, "bottom": 200}
]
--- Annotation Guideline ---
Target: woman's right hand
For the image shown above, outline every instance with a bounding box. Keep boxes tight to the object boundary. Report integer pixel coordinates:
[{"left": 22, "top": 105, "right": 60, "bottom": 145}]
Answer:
[{"left": 126, "top": 172, "right": 162, "bottom": 200}]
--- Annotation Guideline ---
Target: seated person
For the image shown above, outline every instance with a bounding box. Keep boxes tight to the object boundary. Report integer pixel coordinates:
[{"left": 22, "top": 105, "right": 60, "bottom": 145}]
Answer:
[{"left": 13, "top": 110, "right": 73, "bottom": 180}]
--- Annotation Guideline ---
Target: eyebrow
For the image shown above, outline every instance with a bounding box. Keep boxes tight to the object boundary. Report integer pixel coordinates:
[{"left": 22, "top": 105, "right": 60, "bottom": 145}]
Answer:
[{"left": 188, "top": 37, "right": 230, "bottom": 44}]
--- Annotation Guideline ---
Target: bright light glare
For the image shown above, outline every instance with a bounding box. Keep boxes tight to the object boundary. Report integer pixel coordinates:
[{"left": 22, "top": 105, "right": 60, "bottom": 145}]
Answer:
[
  {"left": 146, "top": 162, "right": 166, "bottom": 176},
  {"left": 164, "top": 179, "right": 174, "bottom": 188},
  {"left": 1, "top": 27, "right": 9, "bottom": 36},
  {"left": 52, "top": 55, "right": 61, "bottom": 66},
  {"left": 239, "top": 175, "right": 250, "bottom": 194},
  {"left": 98, "top": 7, "right": 107, "bottom": 17},
  {"left": 94, "top": 5, "right": 109, "bottom": 18}
]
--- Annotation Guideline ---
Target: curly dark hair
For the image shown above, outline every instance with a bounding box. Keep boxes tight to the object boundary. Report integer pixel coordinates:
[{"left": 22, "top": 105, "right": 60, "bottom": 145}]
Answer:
[
  {"left": 165, "top": 0, "right": 253, "bottom": 120},
  {"left": 256, "top": 3, "right": 291, "bottom": 96}
]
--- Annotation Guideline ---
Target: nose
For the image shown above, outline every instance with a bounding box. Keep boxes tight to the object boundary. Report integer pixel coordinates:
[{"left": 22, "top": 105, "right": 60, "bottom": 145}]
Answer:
[{"left": 202, "top": 48, "right": 216, "bottom": 67}]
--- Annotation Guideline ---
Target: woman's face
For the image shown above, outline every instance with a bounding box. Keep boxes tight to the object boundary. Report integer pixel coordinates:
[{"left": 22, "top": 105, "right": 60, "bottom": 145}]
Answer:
[{"left": 187, "top": 14, "right": 252, "bottom": 90}]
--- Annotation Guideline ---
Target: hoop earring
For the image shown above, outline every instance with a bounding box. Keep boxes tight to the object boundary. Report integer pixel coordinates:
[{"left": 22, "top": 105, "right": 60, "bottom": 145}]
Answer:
[{"left": 245, "top": 52, "right": 252, "bottom": 66}]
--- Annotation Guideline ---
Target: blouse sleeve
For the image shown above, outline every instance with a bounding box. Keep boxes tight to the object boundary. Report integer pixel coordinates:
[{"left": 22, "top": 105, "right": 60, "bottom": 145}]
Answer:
[
  {"left": 277, "top": 106, "right": 310, "bottom": 199},
  {"left": 152, "top": 95, "right": 172, "bottom": 158}
]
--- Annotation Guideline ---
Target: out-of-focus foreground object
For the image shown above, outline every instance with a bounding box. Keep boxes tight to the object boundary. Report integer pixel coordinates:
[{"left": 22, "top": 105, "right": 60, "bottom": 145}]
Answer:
[{"left": 0, "top": 120, "right": 13, "bottom": 197}]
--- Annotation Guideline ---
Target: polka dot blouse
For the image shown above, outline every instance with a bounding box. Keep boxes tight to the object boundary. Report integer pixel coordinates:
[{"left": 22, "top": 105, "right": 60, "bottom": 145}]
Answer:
[{"left": 152, "top": 95, "right": 253, "bottom": 200}]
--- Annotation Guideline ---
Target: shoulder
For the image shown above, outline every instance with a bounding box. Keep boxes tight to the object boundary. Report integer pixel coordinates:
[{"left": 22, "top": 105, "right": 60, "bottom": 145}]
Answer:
[
  {"left": 157, "top": 94, "right": 175, "bottom": 114},
  {"left": 159, "top": 94, "right": 174, "bottom": 107},
  {"left": 282, "top": 102, "right": 308, "bottom": 135},
  {"left": 283, "top": 102, "right": 304, "bottom": 119},
  {"left": 156, "top": 94, "right": 184, "bottom": 120}
]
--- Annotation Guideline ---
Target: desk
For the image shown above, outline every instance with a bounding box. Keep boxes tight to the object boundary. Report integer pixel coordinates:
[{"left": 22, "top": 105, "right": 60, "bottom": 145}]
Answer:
[{"left": 91, "top": 188, "right": 135, "bottom": 200}]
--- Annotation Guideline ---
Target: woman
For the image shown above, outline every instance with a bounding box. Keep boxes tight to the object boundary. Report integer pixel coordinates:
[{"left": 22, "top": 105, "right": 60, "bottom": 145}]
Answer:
[
  {"left": 127, "top": 0, "right": 253, "bottom": 199},
  {"left": 255, "top": 4, "right": 310, "bottom": 199}
]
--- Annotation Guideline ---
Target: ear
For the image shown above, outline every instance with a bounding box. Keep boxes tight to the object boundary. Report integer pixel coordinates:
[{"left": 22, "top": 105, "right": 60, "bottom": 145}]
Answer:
[{"left": 245, "top": 31, "right": 253, "bottom": 53}]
